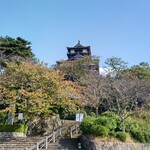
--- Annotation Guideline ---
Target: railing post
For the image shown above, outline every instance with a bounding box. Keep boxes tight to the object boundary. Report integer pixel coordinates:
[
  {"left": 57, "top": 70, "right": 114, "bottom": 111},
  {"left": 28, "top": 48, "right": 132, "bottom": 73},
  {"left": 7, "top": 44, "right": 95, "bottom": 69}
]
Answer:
[
  {"left": 45, "top": 136, "right": 48, "bottom": 149},
  {"left": 75, "top": 125, "right": 78, "bottom": 134},
  {"left": 52, "top": 131, "right": 56, "bottom": 143},
  {"left": 70, "top": 127, "right": 73, "bottom": 138},
  {"left": 36, "top": 142, "right": 39, "bottom": 150},
  {"left": 25, "top": 147, "right": 28, "bottom": 150},
  {"left": 59, "top": 127, "right": 62, "bottom": 137}
]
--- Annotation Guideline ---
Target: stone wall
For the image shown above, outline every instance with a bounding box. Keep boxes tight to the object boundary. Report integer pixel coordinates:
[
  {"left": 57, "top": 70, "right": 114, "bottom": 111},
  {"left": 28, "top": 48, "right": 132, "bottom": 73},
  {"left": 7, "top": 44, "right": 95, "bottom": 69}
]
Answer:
[
  {"left": 80, "top": 135, "right": 150, "bottom": 150},
  {"left": 31, "top": 115, "right": 62, "bottom": 135},
  {"left": 0, "top": 132, "right": 26, "bottom": 138}
]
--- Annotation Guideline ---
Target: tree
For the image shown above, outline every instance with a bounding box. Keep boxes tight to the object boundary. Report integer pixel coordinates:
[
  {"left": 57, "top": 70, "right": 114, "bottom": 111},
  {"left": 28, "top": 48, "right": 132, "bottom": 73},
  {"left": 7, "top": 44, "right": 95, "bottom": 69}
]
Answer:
[
  {"left": 54, "top": 56, "right": 99, "bottom": 81},
  {"left": 124, "top": 62, "right": 150, "bottom": 80},
  {"left": 79, "top": 73, "right": 109, "bottom": 116},
  {"left": 0, "top": 36, "right": 35, "bottom": 68},
  {"left": 0, "top": 61, "right": 81, "bottom": 124},
  {"left": 105, "top": 56, "right": 128, "bottom": 77},
  {"left": 108, "top": 74, "right": 150, "bottom": 132}
]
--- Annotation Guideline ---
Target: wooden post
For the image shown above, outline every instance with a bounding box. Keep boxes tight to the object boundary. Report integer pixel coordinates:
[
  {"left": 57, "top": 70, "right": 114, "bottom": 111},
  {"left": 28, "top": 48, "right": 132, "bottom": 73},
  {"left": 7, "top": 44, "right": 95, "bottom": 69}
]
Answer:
[
  {"left": 36, "top": 142, "right": 39, "bottom": 150},
  {"left": 52, "top": 131, "right": 56, "bottom": 143},
  {"left": 45, "top": 136, "right": 48, "bottom": 149}
]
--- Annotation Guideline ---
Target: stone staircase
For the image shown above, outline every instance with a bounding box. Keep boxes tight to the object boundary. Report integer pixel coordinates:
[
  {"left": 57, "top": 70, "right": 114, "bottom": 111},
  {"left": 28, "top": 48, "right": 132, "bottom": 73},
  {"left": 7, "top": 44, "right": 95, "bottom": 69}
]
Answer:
[
  {"left": 45, "top": 121, "right": 84, "bottom": 150},
  {"left": 0, "top": 121, "right": 84, "bottom": 150},
  {"left": 44, "top": 138, "right": 82, "bottom": 150},
  {"left": 0, "top": 136, "right": 43, "bottom": 150}
]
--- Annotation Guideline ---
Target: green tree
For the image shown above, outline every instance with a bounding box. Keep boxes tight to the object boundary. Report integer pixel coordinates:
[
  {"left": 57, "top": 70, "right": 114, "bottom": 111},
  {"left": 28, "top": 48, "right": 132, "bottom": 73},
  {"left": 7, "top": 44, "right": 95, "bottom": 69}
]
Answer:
[
  {"left": 0, "top": 36, "right": 35, "bottom": 68},
  {"left": 105, "top": 56, "right": 128, "bottom": 77},
  {"left": 55, "top": 56, "right": 99, "bottom": 81},
  {"left": 124, "top": 62, "right": 150, "bottom": 80}
]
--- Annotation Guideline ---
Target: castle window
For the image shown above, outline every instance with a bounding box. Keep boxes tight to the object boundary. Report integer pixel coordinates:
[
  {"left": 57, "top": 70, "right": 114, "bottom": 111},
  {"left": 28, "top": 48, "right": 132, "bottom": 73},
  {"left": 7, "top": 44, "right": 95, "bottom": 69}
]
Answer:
[
  {"left": 70, "top": 49, "right": 75, "bottom": 54},
  {"left": 83, "top": 49, "right": 88, "bottom": 53}
]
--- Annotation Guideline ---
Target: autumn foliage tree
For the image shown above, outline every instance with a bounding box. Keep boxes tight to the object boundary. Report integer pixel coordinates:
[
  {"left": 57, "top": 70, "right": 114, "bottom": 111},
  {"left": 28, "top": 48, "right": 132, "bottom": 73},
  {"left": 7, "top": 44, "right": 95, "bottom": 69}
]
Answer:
[{"left": 0, "top": 61, "right": 81, "bottom": 124}]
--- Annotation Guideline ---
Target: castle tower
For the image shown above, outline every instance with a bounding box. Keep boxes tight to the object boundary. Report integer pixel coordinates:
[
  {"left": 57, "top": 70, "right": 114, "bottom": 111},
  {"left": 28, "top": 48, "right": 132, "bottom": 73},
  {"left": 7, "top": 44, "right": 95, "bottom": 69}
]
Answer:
[{"left": 67, "top": 41, "right": 91, "bottom": 61}]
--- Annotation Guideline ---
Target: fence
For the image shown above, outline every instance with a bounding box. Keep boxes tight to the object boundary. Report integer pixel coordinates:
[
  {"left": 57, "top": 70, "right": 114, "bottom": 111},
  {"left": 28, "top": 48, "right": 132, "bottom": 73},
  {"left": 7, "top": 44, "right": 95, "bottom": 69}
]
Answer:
[{"left": 25, "top": 122, "right": 80, "bottom": 150}]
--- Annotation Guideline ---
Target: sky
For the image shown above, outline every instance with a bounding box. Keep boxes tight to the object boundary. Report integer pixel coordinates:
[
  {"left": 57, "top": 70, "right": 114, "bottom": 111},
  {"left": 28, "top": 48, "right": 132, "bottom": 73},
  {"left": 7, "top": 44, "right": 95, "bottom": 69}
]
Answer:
[{"left": 1, "top": 0, "right": 150, "bottom": 68}]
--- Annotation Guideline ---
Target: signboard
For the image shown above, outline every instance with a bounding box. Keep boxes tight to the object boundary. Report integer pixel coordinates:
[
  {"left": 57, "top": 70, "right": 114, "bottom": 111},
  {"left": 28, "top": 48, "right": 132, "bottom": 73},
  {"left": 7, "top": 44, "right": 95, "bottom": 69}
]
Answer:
[
  {"left": 76, "top": 113, "right": 83, "bottom": 122},
  {"left": 8, "top": 115, "right": 14, "bottom": 125},
  {"left": 18, "top": 113, "right": 23, "bottom": 120}
]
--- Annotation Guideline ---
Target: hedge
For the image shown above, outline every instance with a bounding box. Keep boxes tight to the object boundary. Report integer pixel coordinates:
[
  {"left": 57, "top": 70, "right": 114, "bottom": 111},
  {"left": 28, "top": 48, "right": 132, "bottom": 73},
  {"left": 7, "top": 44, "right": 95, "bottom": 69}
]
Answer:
[{"left": 0, "top": 125, "right": 28, "bottom": 133}]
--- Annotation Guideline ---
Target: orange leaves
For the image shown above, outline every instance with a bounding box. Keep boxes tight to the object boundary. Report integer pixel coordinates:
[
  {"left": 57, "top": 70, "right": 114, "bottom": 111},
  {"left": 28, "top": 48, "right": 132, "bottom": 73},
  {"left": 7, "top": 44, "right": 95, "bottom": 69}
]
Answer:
[{"left": 0, "top": 61, "right": 82, "bottom": 122}]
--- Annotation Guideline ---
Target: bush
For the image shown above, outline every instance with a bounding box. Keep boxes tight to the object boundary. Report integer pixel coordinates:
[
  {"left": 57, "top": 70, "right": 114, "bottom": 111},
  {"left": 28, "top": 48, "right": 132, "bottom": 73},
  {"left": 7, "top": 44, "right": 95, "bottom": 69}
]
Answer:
[
  {"left": 125, "top": 120, "right": 140, "bottom": 132},
  {"left": 101, "top": 111, "right": 119, "bottom": 119},
  {"left": 80, "top": 117, "right": 96, "bottom": 134},
  {"left": 143, "top": 130, "right": 150, "bottom": 143},
  {"left": 126, "top": 119, "right": 150, "bottom": 143},
  {"left": 95, "top": 116, "right": 117, "bottom": 131},
  {"left": 0, "top": 125, "right": 28, "bottom": 133},
  {"left": 130, "top": 128, "right": 145, "bottom": 143},
  {"left": 0, "top": 112, "right": 7, "bottom": 124},
  {"left": 116, "top": 132, "right": 127, "bottom": 142},
  {"left": 91, "top": 125, "right": 109, "bottom": 137},
  {"left": 89, "top": 112, "right": 96, "bottom": 117},
  {"left": 109, "top": 131, "right": 116, "bottom": 137}
]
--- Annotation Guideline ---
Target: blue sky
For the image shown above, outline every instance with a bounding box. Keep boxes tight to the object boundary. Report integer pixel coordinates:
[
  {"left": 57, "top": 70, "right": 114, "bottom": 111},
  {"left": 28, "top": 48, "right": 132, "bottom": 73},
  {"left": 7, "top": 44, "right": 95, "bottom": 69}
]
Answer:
[{"left": 1, "top": 0, "right": 150, "bottom": 67}]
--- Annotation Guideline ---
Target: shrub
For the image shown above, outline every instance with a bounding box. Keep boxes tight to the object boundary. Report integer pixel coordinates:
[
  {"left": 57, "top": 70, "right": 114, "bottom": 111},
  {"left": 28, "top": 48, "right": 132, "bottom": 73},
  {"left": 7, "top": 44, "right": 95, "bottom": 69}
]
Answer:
[
  {"left": 101, "top": 111, "right": 119, "bottom": 119},
  {"left": 91, "top": 125, "right": 109, "bottom": 137},
  {"left": 126, "top": 119, "right": 150, "bottom": 143},
  {"left": 125, "top": 120, "right": 140, "bottom": 132},
  {"left": 109, "top": 131, "right": 116, "bottom": 137},
  {"left": 80, "top": 117, "right": 96, "bottom": 134},
  {"left": 130, "top": 128, "right": 145, "bottom": 143},
  {"left": 0, "top": 112, "right": 7, "bottom": 124},
  {"left": 0, "top": 124, "right": 28, "bottom": 133},
  {"left": 89, "top": 112, "right": 96, "bottom": 117},
  {"left": 95, "top": 116, "right": 117, "bottom": 131},
  {"left": 143, "top": 130, "right": 150, "bottom": 143},
  {"left": 116, "top": 132, "right": 127, "bottom": 142}
]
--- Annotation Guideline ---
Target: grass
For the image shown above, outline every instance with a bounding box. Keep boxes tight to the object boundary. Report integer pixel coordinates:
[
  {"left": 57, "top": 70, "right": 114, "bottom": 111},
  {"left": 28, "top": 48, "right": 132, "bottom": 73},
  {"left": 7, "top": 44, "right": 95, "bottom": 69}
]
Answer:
[{"left": 87, "top": 133, "right": 135, "bottom": 143}]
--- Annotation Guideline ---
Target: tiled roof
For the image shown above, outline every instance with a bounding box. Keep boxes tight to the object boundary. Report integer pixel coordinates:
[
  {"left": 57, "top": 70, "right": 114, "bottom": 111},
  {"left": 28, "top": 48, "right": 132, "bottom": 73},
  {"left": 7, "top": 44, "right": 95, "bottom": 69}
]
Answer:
[
  {"left": 74, "top": 40, "right": 85, "bottom": 48},
  {"left": 74, "top": 52, "right": 84, "bottom": 59}
]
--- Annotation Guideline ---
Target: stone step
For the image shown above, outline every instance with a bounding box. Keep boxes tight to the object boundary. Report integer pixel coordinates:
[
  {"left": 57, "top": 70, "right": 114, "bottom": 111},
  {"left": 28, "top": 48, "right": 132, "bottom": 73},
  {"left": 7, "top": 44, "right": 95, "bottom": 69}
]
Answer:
[
  {"left": 0, "top": 146, "right": 32, "bottom": 150},
  {"left": 0, "top": 121, "right": 82, "bottom": 150},
  {"left": 0, "top": 137, "right": 43, "bottom": 142},
  {"left": 0, "top": 141, "right": 37, "bottom": 145},
  {"left": 0, "top": 136, "right": 43, "bottom": 150},
  {"left": 46, "top": 138, "right": 84, "bottom": 150}
]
